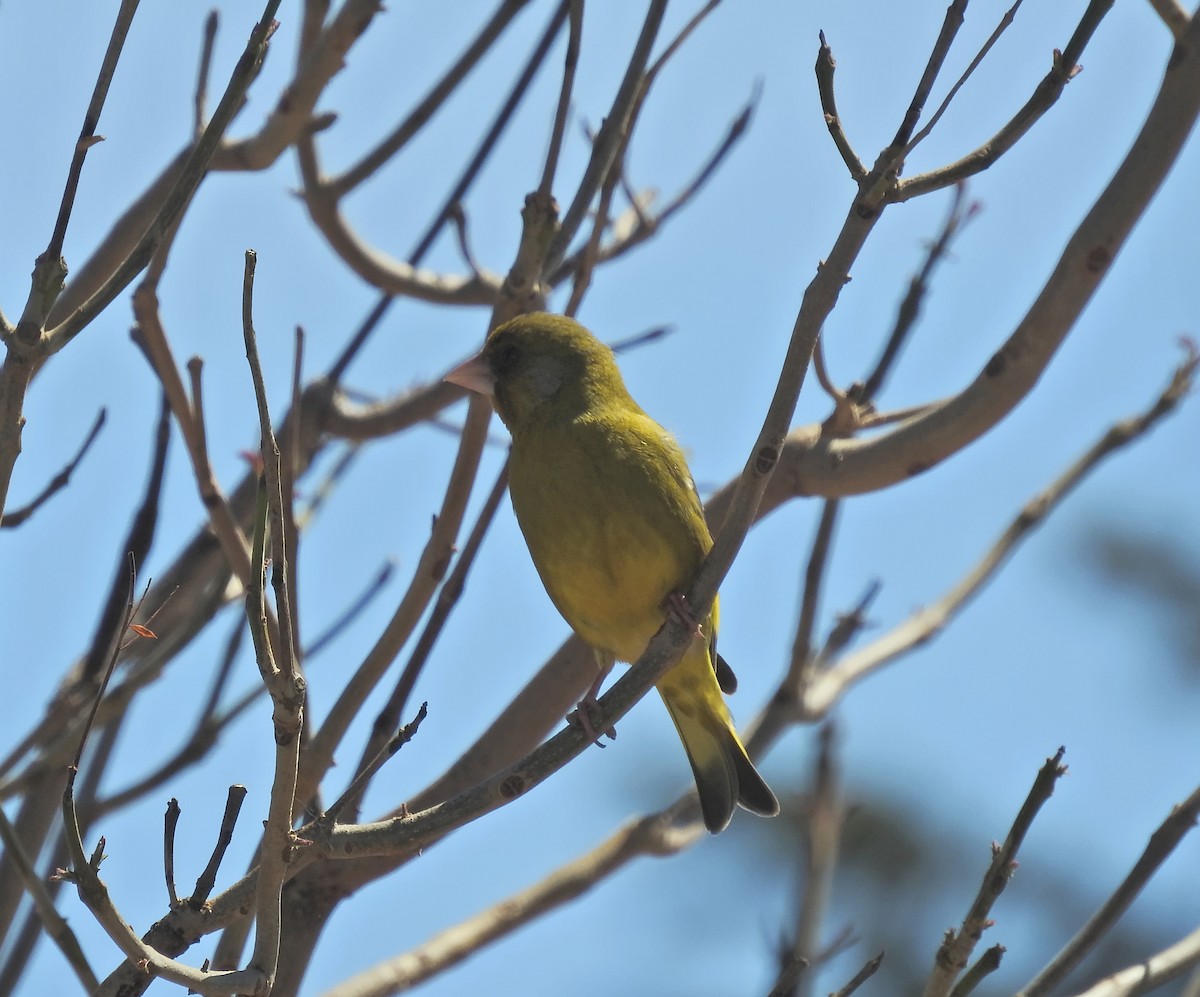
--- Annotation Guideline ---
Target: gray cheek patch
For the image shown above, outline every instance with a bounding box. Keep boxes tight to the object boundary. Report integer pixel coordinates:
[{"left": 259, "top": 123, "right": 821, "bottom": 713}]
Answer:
[{"left": 528, "top": 357, "right": 566, "bottom": 401}]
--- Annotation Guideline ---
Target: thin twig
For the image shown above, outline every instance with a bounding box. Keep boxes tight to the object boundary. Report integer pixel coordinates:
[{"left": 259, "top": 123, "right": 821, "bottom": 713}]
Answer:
[
  {"left": 897, "top": 0, "right": 1107, "bottom": 201},
  {"left": 565, "top": 104, "right": 629, "bottom": 315},
  {"left": 811, "top": 334, "right": 848, "bottom": 408},
  {"left": 448, "top": 204, "right": 484, "bottom": 280},
  {"left": 831, "top": 952, "right": 885, "bottom": 996},
  {"left": 545, "top": 0, "right": 667, "bottom": 273},
  {"left": 766, "top": 955, "right": 809, "bottom": 997},
  {"left": 282, "top": 326, "right": 305, "bottom": 671},
  {"left": 815, "top": 31, "right": 867, "bottom": 182},
  {"left": 46, "top": 1, "right": 283, "bottom": 351},
  {"left": 819, "top": 581, "right": 880, "bottom": 662},
  {"left": 537, "top": 0, "right": 582, "bottom": 198},
  {"left": 923, "top": 748, "right": 1068, "bottom": 997},
  {"left": 1019, "top": 783, "right": 1200, "bottom": 996},
  {"left": 802, "top": 346, "right": 1199, "bottom": 718},
  {"left": 164, "top": 799, "right": 181, "bottom": 908},
  {"left": 194, "top": 10, "right": 219, "bottom": 137},
  {"left": 789, "top": 722, "right": 843, "bottom": 997},
  {"left": 860, "top": 182, "right": 976, "bottom": 403},
  {"left": 321, "top": 704, "right": 428, "bottom": 826},
  {"left": 0, "top": 408, "right": 106, "bottom": 528},
  {"left": 343, "top": 463, "right": 510, "bottom": 821},
  {"left": 241, "top": 249, "right": 305, "bottom": 982},
  {"left": 96, "top": 555, "right": 379, "bottom": 823},
  {"left": 1066, "top": 925, "right": 1200, "bottom": 997},
  {"left": 609, "top": 324, "right": 673, "bottom": 355},
  {"left": 25, "top": 0, "right": 142, "bottom": 331},
  {"left": 902, "top": 2, "right": 1025, "bottom": 158},
  {"left": 890, "top": 0, "right": 968, "bottom": 149},
  {"left": 329, "top": 0, "right": 534, "bottom": 197},
  {"left": 316, "top": 1, "right": 568, "bottom": 381},
  {"left": 409, "top": 1, "right": 570, "bottom": 272},
  {"left": 0, "top": 807, "right": 98, "bottom": 993},
  {"left": 174, "top": 351, "right": 253, "bottom": 584},
  {"left": 549, "top": 83, "right": 758, "bottom": 288},
  {"left": 72, "top": 558, "right": 140, "bottom": 773},
  {"left": 325, "top": 295, "right": 394, "bottom": 387},
  {"left": 787, "top": 500, "right": 841, "bottom": 690},
  {"left": 94, "top": 610, "right": 241, "bottom": 818},
  {"left": 0, "top": 0, "right": 147, "bottom": 519},
  {"left": 950, "top": 944, "right": 1005, "bottom": 996},
  {"left": 191, "top": 786, "right": 248, "bottom": 907},
  {"left": 62, "top": 563, "right": 268, "bottom": 993}
]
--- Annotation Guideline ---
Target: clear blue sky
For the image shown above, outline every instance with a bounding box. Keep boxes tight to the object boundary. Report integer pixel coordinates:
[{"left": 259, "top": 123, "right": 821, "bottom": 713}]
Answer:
[{"left": 2, "top": 2, "right": 1197, "bottom": 995}]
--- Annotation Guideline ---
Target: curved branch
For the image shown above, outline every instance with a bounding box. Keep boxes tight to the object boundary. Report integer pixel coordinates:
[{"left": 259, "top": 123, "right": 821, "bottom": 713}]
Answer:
[
  {"left": 896, "top": 0, "right": 1108, "bottom": 202},
  {"left": 779, "top": 16, "right": 1200, "bottom": 499}
]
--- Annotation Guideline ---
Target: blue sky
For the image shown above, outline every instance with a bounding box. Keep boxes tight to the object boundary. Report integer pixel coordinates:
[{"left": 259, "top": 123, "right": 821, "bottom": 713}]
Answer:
[{"left": 2, "top": 2, "right": 1198, "bottom": 995}]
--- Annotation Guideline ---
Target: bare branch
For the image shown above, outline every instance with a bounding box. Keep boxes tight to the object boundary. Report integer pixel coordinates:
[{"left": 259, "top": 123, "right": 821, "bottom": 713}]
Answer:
[
  {"left": 859, "top": 182, "right": 977, "bottom": 403},
  {"left": 216, "top": 0, "right": 383, "bottom": 172},
  {"left": 902, "top": 2, "right": 1024, "bottom": 158},
  {"left": 193, "top": 10, "right": 219, "bottom": 137},
  {"left": 923, "top": 748, "right": 1068, "bottom": 997},
  {"left": 317, "top": 815, "right": 690, "bottom": 997},
  {"left": 191, "top": 786, "right": 249, "bottom": 908},
  {"left": 545, "top": 0, "right": 667, "bottom": 273},
  {"left": 951, "top": 945, "right": 1005, "bottom": 997},
  {"left": 742, "top": 15, "right": 1200, "bottom": 502},
  {"left": 786, "top": 501, "right": 841, "bottom": 706},
  {"left": 343, "top": 463, "right": 510, "bottom": 820},
  {"left": 321, "top": 705, "right": 428, "bottom": 828},
  {"left": 896, "top": 0, "right": 1108, "bottom": 201},
  {"left": 241, "top": 249, "right": 305, "bottom": 984},
  {"left": 0, "top": 808, "right": 98, "bottom": 993},
  {"left": 22, "top": 0, "right": 142, "bottom": 335},
  {"left": 163, "top": 799, "right": 181, "bottom": 909},
  {"left": 537, "top": 0, "right": 582, "bottom": 198},
  {"left": 328, "top": 0, "right": 534, "bottom": 197},
  {"left": 548, "top": 84, "right": 758, "bottom": 287},
  {"left": 891, "top": 0, "right": 968, "bottom": 149},
  {"left": 45, "top": 2, "right": 283, "bottom": 351},
  {"left": 801, "top": 346, "right": 1198, "bottom": 717},
  {"left": 0, "top": 407, "right": 106, "bottom": 528},
  {"left": 788, "top": 723, "right": 844, "bottom": 994},
  {"left": 1065, "top": 925, "right": 1200, "bottom": 997},
  {"left": 816, "top": 31, "right": 867, "bottom": 182},
  {"left": 1019, "top": 783, "right": 1200, "bottom": 996},
  {"left": 831, "top": 952, "right": 885, "bottom": 997},
  {"left": 766, "top": 955, "right": 809, "bottom": 997},
  {"left": 298, "top": 1, "right": 566, "bottom": 317},
  {"left": 1146, "top": 0, "right": 1190, "bottom": 41}
]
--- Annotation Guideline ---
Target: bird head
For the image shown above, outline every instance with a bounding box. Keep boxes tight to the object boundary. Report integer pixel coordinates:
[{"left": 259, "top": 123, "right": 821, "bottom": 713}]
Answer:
[{"left": 445, "top": 313, "right": 629, "bottom": 433}]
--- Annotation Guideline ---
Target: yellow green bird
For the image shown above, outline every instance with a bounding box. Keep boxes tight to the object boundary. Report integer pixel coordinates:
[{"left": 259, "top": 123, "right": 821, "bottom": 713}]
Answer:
[{"left": 447, "top": 312, "right": 778, "bottom": 833}]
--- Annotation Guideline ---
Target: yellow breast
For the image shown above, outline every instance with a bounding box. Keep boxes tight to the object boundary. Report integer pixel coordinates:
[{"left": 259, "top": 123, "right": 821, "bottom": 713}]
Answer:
[{"left": 508, "top": 410, "right": 709, "bottom": 663}]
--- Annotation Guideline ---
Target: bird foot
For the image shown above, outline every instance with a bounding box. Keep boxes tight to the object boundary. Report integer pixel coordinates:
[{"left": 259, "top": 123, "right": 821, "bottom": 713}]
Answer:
[
  {"left": 569, "top": 693, "right": 616, "bottom": 746},
  {"left": 666, "top": 591, "right": 705, "bottom": 639}
]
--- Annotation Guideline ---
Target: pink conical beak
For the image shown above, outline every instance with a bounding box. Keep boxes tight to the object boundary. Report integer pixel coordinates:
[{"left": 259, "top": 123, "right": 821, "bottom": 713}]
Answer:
[{"left": 445, "top": 352, "right": 495, "bottom": 396}]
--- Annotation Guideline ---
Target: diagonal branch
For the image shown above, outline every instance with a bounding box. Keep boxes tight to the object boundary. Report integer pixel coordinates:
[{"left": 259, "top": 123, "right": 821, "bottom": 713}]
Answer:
[
  {"left": 800, "top": 346, "right": 1198, "bottom": 718},
  {"left": 1019, "top": 784, "right": 1200, "bottom": 996},
  {"left": 923, "top": 748, "right": 1068, "bottom": 997},
  {"left": 896, "top": 0, "right": 1107, "bottom": 202},
  {"left": 0, "top": 408, "right": 106, "bottom": 528}
]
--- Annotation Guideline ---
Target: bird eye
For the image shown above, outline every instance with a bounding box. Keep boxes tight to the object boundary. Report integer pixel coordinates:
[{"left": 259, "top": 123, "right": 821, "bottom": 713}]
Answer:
[{"left": 493, "top": 342, "right": 519, "bottom": 373}]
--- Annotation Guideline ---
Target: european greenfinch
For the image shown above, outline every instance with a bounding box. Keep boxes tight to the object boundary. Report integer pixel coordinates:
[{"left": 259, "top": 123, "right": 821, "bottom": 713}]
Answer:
[{"left": 447, "top": 312, "right": 778, "bottom": 833}]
